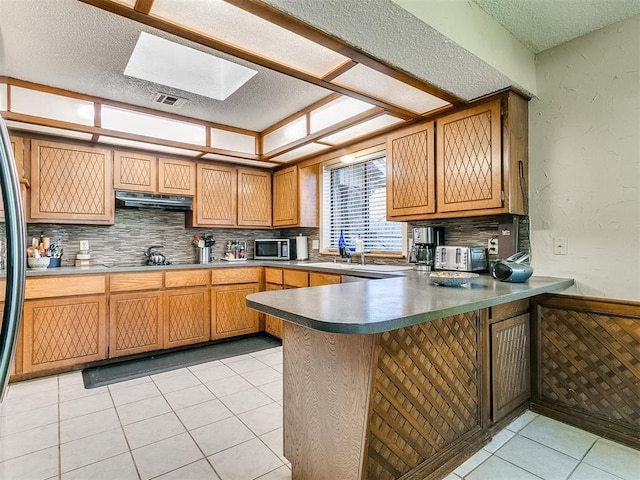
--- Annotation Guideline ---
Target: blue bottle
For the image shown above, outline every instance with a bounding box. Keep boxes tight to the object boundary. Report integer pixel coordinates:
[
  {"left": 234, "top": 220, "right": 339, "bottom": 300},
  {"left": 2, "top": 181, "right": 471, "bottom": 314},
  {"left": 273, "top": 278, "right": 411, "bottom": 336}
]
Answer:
[{"left": 338, "top": 229, "right": 346, "bottom": 257}]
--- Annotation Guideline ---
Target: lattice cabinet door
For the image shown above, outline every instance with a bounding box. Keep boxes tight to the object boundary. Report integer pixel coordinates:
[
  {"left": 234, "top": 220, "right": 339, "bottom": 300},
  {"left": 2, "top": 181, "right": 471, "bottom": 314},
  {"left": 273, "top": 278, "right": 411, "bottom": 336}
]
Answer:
[
  {"left": 211, "top": 283, "right": 260, "bottom": 340},
  {"left": 436, "top": 100, "right": 503, "bottom": 213},
  {"left": 194, "top": 163, "right": 237, "bottom": 226},
  {"left": 237, "top": 168, "right": 272, "bottom": 227},
  {"left": 264, "top": 283, "right": 283, "bottom": 338},
  {"left": 113, "top": 151, "right": 157, "bottom": 193},
  {"left": 109, "top": 291, "right": 163, "bottom": 358},
  {"left": 22, "top": 295, "right": 107, "bottom": 374},
  {"left": 158, "top": 158, "right": 196, "bottom": 195},
  {"left": 30, "top": 140, "right": 114, "bottom": 224},
  {"left": 272, "top": 165, "right": 298, "bottom": 227},
  {"left": 386, "top": 122, "right": 436, "bottom": 219},
  {"left": 163, "top": 287, "right": 210, "bottom": 349},
  {"left": 490, "top": 313, "right": 531, "bottom": 422}
]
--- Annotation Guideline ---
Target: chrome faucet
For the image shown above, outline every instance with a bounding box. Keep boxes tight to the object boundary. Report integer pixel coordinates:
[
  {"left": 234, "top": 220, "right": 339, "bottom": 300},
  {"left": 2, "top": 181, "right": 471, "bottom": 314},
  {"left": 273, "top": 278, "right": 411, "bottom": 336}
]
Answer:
[{"left": 359, "top": 251, "right": 366, "bottom": 266}]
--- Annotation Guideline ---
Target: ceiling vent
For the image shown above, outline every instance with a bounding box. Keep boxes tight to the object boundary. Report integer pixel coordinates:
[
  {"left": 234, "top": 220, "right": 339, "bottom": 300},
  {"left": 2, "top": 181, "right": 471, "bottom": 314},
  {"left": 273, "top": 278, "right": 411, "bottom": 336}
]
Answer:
[{"left": 154, "top": 92, "right": 187, "bottom": 107}]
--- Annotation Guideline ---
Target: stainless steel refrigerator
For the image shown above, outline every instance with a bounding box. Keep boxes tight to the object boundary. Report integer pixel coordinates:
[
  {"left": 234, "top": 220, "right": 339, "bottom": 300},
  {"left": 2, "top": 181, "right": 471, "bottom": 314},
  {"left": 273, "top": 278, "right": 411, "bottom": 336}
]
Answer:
[{"left": 0, "top": 115, "right": 26, "bottom": 401}]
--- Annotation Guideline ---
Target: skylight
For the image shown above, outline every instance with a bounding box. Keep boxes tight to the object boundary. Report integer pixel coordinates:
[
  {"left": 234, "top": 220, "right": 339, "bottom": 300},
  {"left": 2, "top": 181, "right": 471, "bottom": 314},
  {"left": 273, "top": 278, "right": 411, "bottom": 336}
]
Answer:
[{"left": 124, "top": 32, "right": 257, "bottom": 101}]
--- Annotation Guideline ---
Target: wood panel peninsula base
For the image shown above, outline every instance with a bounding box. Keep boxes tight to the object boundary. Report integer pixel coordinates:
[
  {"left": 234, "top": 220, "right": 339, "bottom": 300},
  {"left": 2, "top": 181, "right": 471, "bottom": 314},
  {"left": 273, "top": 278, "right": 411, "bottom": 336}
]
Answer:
[
  {"left": 284, "top": 312, "right": 486, "bottom": 480},
  {"left": 247, "top": 274, "right": 574, "bottom": 480}
]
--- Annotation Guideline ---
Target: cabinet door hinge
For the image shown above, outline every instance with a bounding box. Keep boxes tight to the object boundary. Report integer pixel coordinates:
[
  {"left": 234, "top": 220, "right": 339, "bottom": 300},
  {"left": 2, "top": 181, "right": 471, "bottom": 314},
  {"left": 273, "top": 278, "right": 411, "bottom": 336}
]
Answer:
[{"left": 501, "top": 190, "right": 505, "bottom": 201}]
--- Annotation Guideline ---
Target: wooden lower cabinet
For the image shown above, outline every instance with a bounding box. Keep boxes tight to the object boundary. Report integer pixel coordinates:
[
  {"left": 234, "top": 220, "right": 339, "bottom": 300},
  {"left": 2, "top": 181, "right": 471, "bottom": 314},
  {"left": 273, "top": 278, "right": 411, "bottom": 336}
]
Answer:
[
  {"left": 309, "top": 272, "right": 341, "bottom": 286},
  {"left": 264, "top": 283, "right": 284, "bottom": 338},
  {"left": 164, "top": 287, "right": 210, "bottom": 348},
  {"left": 22, "top": 295, "right": 107, "bottom": 374},
  {"left": 109, "top": 291, "right": 163, "bottom": 358},
  {"left": 490, "top": 313, "right": 530, "bottom": 422},
  {"left": 211, "top": 283, "right": 260, "bottom": 340}
]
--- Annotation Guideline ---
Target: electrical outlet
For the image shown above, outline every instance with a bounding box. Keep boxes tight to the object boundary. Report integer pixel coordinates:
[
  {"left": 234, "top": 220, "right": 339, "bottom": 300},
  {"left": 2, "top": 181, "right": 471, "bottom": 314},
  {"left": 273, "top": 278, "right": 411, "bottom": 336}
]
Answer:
[
  {"left": 487, "top": 238, "right": 498, "bottom": 255},
  {"left": 312, "top": 239, "right": 319, "bottom": 250},
  {"left": 553, "top": 237, "right": 568, "bottom": 255}
]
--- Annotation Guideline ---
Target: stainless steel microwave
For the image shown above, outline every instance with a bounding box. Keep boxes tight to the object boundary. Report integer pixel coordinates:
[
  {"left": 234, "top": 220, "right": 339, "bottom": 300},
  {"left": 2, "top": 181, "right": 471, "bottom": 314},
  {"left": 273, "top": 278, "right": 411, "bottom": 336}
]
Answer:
[{"left": 254, "top": 239, "right": 291, "bottom": 260}]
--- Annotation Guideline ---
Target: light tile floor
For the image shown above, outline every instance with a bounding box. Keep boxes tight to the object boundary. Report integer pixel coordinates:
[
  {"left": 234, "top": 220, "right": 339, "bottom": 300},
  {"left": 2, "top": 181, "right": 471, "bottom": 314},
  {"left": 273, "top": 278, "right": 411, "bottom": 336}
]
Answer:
[{"left": 1, "top": 345, "right": 638, "bottom": 480}]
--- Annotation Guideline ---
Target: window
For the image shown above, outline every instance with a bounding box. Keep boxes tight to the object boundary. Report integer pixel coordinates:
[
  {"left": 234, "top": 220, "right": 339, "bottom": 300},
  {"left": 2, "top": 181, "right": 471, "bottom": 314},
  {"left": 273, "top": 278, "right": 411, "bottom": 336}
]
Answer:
[{"left": 321, "top": 152, "right": 405, "bottom": 255}]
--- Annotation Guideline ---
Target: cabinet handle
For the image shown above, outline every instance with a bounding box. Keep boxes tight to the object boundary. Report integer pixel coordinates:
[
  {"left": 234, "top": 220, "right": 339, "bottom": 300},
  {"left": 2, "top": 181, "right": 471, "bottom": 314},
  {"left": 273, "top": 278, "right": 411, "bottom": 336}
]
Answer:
[{"left": 0, "top": 117, "right": 27, "bottom": 401}]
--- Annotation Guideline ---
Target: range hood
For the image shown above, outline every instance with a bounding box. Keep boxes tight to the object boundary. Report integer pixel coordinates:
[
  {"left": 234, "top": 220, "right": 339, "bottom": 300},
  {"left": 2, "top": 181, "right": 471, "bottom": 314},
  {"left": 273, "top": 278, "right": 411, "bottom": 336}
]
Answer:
[{"left": 115, "top": 191, "right": 193, "bottom": 211}]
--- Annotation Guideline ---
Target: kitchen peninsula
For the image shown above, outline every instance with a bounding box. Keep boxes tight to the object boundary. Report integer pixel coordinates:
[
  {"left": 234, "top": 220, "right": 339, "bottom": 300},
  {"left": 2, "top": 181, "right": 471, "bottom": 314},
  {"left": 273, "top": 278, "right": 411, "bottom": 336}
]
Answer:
[{"left": 247, "top": 273, "right": 573, "bottom": 480}]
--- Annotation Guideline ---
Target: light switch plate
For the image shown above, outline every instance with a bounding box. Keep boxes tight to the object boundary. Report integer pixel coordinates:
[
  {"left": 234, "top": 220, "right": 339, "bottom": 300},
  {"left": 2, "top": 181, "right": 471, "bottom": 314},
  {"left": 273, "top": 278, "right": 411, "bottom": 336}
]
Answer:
[
  {"left": 553, "top": 237, "right": 568, "bottom": 255},
  {"left": 312, "top": 239, "right": 319, "bottom": 250}
]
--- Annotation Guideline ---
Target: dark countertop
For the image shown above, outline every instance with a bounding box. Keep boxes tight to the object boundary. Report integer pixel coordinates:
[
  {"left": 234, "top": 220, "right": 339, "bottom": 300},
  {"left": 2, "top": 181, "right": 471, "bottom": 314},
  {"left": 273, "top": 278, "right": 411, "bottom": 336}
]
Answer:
[
  {"left": 13, "top": 259, "right": 404, "bottom": 279},
  {"left": 246, "top": 273, "right": 574, "bottom": 334}
]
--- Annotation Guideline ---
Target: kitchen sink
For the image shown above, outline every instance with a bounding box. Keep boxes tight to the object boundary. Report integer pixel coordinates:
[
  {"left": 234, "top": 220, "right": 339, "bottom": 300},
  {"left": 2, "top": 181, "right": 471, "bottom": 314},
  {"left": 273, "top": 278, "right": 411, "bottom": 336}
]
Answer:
[{"left": 301, "top": 262, "right": 413, "bottom": 273}]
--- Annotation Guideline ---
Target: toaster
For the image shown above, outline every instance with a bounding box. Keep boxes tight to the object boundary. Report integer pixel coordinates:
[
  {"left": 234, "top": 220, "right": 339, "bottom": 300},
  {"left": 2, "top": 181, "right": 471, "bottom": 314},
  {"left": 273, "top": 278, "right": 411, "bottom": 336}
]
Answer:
[{"left": 435, "top": 246, "right": 487, "bottom": 272}]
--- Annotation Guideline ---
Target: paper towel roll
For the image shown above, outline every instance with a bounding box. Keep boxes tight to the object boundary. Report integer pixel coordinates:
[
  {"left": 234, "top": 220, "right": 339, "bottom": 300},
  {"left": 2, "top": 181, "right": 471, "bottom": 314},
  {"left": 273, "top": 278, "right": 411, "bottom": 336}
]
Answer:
[{"left": 296, "top": 235, "right": 308, "bottom": 260}]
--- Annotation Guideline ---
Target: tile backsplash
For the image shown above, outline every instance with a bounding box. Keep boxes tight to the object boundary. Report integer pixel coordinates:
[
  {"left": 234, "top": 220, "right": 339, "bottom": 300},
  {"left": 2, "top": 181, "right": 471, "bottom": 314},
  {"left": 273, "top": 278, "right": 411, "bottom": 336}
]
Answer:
[
  {"left": 17, "top": 209, "right": 529, "bottom": 268},
  {"left": 24, "top": 208, "right": 278, "bottom": 267}
]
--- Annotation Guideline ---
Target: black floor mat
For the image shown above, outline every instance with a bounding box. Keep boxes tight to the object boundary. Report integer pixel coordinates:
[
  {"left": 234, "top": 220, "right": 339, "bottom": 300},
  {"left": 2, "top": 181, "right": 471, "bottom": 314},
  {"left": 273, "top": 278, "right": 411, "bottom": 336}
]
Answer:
[{"left": 83, "top": 335, "right": 281, "bottom": 389}]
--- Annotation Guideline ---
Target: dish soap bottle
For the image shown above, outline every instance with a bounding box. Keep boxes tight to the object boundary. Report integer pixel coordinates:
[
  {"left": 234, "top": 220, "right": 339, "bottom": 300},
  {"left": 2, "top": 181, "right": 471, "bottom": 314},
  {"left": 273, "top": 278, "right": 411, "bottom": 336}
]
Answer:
[
  {"left": 355, "top": 234, "right": 363, "bottom": 254},
  {"left": 338, "top": 229, "right": 346, "bottom": 257}
]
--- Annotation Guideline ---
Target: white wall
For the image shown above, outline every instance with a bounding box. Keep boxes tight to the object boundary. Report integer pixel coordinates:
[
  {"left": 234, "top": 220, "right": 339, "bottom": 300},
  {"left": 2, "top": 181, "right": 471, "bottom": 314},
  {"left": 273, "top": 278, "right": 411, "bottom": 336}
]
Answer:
[{"left": 529, "top": 15, "right": 640, "bottom": 301}]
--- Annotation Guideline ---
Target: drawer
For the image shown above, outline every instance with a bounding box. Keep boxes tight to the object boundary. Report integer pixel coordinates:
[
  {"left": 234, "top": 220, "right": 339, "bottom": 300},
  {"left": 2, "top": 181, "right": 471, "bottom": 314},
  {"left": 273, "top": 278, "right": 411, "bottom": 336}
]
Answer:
[
  {"left": 264, "top": 267, "right": 283, "bottom": 285},
  {"left": 25, "top": 275, "right": 106, "bottom": 299},
  {"left": 284, "top": 269, "right": 308, "bottom": 288},
  {"left": 109, "top": 272, "right": 164, "bottom": 292},
  {"left": 165, "top": 270, "right": 210, "bottom": 288},
  {"left": 490, "top": 299, "right": 529, "bottom": 323},
  {"left": 309, "top": 272, "right": 341, "bottom": 286},
  {"left": 211, "top": 267, "right": 262, "bottom": 285}
]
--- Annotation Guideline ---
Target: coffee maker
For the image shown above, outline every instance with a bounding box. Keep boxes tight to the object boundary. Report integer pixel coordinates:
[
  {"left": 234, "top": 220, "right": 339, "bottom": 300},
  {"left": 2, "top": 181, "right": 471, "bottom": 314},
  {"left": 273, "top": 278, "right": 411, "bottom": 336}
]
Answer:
[{"left": 409, "top": 226, "right": 444, "bottom": 271}]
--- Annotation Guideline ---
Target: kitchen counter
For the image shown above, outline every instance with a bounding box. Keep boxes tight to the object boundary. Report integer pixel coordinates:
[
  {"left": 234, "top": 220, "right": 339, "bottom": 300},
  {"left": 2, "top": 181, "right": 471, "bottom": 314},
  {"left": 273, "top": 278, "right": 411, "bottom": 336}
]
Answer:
[
  {"left": 246, "top": 273, "right": 573, "bottom": 334},
  {"left": 14, "top": 259, "right": 403, "bottom": 278},
  {"left": 246, "top": 272, "right": 573, "bottom": 480}
]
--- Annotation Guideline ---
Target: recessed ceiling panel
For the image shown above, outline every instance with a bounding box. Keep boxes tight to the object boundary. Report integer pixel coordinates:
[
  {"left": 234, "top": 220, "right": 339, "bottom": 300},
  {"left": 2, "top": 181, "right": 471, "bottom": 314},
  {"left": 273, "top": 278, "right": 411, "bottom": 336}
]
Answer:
[
  {"left": 125, "top": 32, "right": 257, "bottom": 101},
  {"left": 11, "top": 87, "right": 94, "bottom": 126},
  {"left": 0, "top": 84, "right": 7, "bottom": 111},
  {"left": 270, "top": 142, "right": 330, "bottom": 163},
  {"left": 5, "top": 120, "right": 93, "bottom": 141},
  {"left": 333, "top": 64, "right": 451, "bottom": 114},
  {"left": 101, "top": 106, "right": 206, "bottom": 145},
  {"left": 310, "top": 97, "right": 374, "bottom": 133},
  {"left": 97, "top": 136, "right": 201, "bottom": 156},
  {"left": 210, "top": 128, "right": 256, "bottom": 154},
  {"left": 201, "top": 153, "right": 278, "bottom": 168},
  {"left": 321, "top": 115, "right": 404, "bottom": 145},
  {"left": 151, "top": 0, "right": 349, "bottom": 78},
  {"left": 263, "top": 117, "right": 307, "bottom": 153}
]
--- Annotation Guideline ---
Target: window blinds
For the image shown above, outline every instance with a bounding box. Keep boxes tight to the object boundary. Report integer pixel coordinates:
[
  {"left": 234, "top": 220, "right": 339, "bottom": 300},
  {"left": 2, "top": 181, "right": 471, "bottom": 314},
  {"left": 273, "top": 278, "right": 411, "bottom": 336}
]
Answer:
[{"left": 322, "top": 156, "right": 402, "bottom": 253}]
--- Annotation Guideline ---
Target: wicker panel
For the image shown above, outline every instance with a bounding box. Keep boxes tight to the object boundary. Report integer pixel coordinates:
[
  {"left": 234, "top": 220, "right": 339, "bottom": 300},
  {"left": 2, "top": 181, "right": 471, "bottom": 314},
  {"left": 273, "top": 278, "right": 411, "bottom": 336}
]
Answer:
[
  {"left": 167, "top": 291, "right": 206, "bottom": 343},
  {"left": 366, "top": 312, "right": 479, "bottom": 479},
  {"left": 162, "top": 161, "right": 192, "bottom": 191},
  {"left": 539, "top": 306, "right": 640, "bottom": 427},
  {"left": 273, "top": 166, "right": 297, "bottom": 226},
  {"left": 491, "top": 314, "right": 530, "bottom": 421},
  {"left": 391, "top": 130, "right": 430, "bottom": 210},
  {"left": 198, "top": 165, "right": 236, "bottom": 225},
  {"left": 30, "top": 302, "right": 100, "bottom": 365},
  {"left": 238, "top": 169, "right": 271, "bottom": 226},
  {"left": 120, "top": 156, "right": 152, "bottom": 188},
  {"left": 37, "top": 144, "right": 107, "bottom": 214},
  {"left": 442, "top": 112, "right": 493, "bottom": 204},
  {"left": 114, "top": 296, "right": 160, "bottom": 351}
]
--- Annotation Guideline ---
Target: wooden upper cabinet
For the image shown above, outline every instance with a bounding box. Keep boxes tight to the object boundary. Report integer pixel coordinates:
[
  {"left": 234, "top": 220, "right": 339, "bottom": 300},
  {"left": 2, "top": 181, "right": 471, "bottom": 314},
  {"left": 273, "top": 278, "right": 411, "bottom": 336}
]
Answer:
[
  {"left": 158, "top": 157, "right": 196, "bottom": 195},
  {"left": 30, "top": 140, "right": 114, "bottom": 224},
  {"left": 113, "top": 151, "right": 156, "bottom": 193},
  {"left": 193, "top": 163, "right": 237, "bottom": 226},
  {"left": 272, "top": 164, "right": 318, "bottom": 228},
  {"left": 273, "top": 165, "right": 298, "bottom": 227},
  {"left": 386, "top": 122, "right": 436, "bottom": 219},
  {"left": 436, "top": 100, "right": 502, "bottom": 213},
  {"left": 237, "top": 168, "right": 272, "bottom": 227},
  {"left": 1, "top": 136, "right": 26, "bottom": 220}
]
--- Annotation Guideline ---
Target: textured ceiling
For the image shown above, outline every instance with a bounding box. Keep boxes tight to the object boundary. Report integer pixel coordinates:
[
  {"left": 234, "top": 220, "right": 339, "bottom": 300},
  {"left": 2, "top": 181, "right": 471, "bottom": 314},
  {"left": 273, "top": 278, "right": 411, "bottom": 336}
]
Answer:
[
  {"left": 473, "top": 0, "right": 640, "bottom": 53},
  {"left": 0, "top": 0, "right": 331, "bottom": 132}
]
